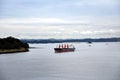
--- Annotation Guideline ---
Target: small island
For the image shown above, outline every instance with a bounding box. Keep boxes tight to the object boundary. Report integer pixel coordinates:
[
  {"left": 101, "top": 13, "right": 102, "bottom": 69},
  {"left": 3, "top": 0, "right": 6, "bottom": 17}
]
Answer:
[{"left": 0, "top": 37, "right": 29, "bottom": 54}]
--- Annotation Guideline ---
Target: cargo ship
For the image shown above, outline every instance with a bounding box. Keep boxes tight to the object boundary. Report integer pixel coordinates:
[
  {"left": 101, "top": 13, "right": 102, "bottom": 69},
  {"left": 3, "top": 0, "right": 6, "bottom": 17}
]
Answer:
[{"left": 54, "top": 44, "right": 75, "bottom": 53}]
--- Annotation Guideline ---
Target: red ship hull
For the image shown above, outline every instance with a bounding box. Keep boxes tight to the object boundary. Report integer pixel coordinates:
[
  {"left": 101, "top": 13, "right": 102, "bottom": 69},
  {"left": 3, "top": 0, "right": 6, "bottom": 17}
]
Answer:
[{"left": 54, "top": 48, "right": 75, "bottom": 53}]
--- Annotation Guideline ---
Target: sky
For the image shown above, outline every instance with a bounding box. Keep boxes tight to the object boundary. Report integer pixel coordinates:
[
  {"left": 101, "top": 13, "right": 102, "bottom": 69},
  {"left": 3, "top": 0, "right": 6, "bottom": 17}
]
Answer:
[{"left": 0, "top": 0, "right": 120, "bottom": 39}]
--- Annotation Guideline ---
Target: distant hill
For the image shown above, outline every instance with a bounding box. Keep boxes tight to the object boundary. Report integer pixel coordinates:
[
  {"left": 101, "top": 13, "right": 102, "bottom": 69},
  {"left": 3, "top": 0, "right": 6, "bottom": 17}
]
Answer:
[
  {"left": 21, "top": 37, "right": 120, "bottom": 43},
  {"left": 0, "top": 37, "right": 29, "bottom": 53}
]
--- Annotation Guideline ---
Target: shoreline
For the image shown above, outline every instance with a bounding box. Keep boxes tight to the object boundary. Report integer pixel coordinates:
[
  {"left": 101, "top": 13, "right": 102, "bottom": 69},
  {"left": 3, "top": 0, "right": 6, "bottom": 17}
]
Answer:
[{"left": 0, "top": 48, "right": 29, "bottom": 54}]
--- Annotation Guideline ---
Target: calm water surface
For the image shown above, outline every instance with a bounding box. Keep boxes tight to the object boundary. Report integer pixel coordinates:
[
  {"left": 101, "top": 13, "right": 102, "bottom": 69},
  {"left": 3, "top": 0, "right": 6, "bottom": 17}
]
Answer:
[{"left": 0, "top": 42, "right": 120, "bottom": 80}]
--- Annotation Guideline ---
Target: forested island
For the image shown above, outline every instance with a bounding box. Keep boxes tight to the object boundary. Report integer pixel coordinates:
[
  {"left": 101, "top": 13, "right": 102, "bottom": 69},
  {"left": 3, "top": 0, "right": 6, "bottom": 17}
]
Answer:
[{"left": 0, "top": 37, "right": 29, "bottom": 53}]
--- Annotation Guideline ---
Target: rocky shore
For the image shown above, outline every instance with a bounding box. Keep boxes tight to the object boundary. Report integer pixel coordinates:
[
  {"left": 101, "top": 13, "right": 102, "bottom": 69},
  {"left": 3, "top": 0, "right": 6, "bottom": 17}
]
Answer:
[
  {"left": 0, "top": 48, "right": 28, "bottom": 53},
  {"left": 0, "top": 37, "right": 29, "bottom": 54}
]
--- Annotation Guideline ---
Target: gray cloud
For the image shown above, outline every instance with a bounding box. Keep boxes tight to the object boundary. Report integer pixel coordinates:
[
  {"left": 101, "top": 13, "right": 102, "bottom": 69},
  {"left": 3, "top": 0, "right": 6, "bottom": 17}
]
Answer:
[{"left": 0, "top": 0, "right": 120, "bottom": 38}]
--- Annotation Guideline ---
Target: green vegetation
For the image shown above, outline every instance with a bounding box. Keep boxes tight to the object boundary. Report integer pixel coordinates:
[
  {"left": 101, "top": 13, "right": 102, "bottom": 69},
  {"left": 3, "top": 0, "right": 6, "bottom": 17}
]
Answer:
[{"left": 0, "top": 36, "right": 29, "bottom": 53}]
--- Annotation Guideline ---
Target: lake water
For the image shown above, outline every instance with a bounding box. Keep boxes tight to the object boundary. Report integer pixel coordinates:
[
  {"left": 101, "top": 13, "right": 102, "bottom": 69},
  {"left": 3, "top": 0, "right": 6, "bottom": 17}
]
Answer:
[{"left": 0, "top": 42, "right": 120, "bottom": 80}]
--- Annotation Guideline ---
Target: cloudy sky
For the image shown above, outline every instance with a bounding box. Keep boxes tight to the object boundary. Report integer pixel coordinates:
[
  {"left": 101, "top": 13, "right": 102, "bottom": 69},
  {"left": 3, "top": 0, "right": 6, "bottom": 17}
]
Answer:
[{"left": 0, "top": 0, "right": 120, "bottom": 39}]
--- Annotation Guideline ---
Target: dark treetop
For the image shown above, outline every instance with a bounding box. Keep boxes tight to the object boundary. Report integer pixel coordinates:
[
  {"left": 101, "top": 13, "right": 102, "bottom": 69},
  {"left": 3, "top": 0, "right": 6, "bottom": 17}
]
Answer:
[{"left": 0, "top": 36, "right": 29, "bottom": 50}]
